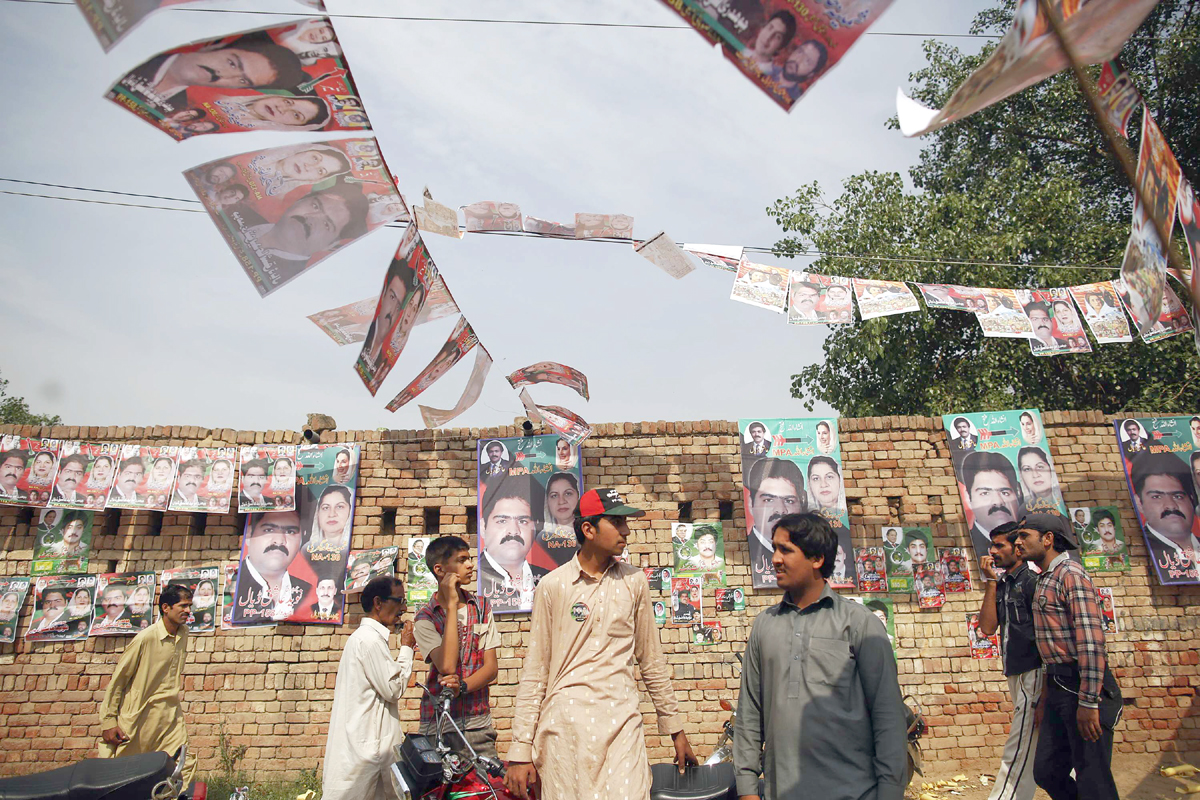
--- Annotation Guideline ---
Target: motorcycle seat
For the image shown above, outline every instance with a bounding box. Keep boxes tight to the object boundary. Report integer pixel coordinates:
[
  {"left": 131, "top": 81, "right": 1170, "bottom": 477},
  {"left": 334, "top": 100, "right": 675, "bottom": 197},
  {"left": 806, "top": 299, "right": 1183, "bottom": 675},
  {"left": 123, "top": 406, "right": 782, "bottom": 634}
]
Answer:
[
  {"left": 0, "top": 751, "right": 173, "bottom": 800},
  {"left": 649, "top": 763, "right": 737, "bottom": 800}
]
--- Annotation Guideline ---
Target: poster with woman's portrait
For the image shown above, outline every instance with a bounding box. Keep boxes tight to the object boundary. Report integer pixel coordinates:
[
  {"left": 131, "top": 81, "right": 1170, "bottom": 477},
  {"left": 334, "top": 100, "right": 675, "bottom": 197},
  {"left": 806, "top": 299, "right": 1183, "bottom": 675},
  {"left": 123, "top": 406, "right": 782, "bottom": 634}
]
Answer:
[
  {"left": 0, "top": 435, "right": 61, "bottom": 508},
  {"left": 346, "top": 546, "right": 399, "bottom": 594},
  {"left": 237, "top": 445, "right": 297, "bottom": 513},
  {"left": 966, "top": 613, "right": 1000, "bottom": 660},
  {"left": 787, "top": 272, "right": 854, "bottom": 326},
  {"left": 26, "top": 574, "right": 96, "bottom": 642},
  {"left": 506, "top": 361, "right": 590, "bottom": 402},
  {"left": 463, "top": 201, "right": 525, "bottom": 232},
  {"left": 851, "top": 278, "right": 920, "bottom": 320},
  {"left": 160, "top": 565, "right": 219, "bottom": 634},
  {"left": 730, "top": 262, "right": 790, "bottom": 313},
  {"left": 90, "top": 572, "right": 156, "bottom": 636},
  {"left": 0, "top": 577, "right": 31, "bottom": 644},
  {"left": 32, "top": 509, "right": 94, "bottom": 576},
  {"left": 385, "top": 317, "right": 479, "bottom": 412},
  {"left": 106, "top": 444, "right": 179, "bottom": 512},
  {"left": 169, "top": 446, "right": 238, "bottom": 514},
  {"left": 49, "top": 442, "right": 121, "bottom": 510},
  {"left": 855, "top": 546, "right": 886, "bottom": 593},
  {"left": 670, "top": 577, "right": 702, "bottom": 626},
  {"left": 714, "top": 587, "right": 745, "bottom": 612}
]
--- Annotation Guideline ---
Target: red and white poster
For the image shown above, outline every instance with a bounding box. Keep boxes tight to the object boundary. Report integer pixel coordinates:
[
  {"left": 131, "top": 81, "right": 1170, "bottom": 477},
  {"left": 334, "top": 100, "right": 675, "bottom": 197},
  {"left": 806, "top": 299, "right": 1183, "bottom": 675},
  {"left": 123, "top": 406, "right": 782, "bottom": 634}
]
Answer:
[
  {"left": 1017, "top": 288, "right": 1091, "bottom": 355},
  {"left": 237, "top": 445, "right": 297, "bottom": 513},
  {"left": 1068, "top": 281, "right": 1133, "bottom": 344},
  {"left": 419, "top": 349, "right": 493, "bottom": 429},
  {"left": 0, "top": 436, "right": 61, "bottom": 509},
  {"left": 1096, "top": 60, "right": 1140, "bottom": 138},
  {"left": 506, "top": 361, "right": 590, "bottom": 401},
  {"left": 168, "top": 446, "right": 238, "bottom": 514},
  {"left": 385, "top": 317, "right": 479, "bottom": 412},
  {"left": 463, "top": 202, "right": 525, "bottom": 232},
  {"left": 851, "top": 278, "right": 920, "bottom": 319},
  {"left": 49, "top": 442, "right": 122, "bottom": 511},
  {"left": 105, "top": 444, "right": 178, "bottom": 512}
]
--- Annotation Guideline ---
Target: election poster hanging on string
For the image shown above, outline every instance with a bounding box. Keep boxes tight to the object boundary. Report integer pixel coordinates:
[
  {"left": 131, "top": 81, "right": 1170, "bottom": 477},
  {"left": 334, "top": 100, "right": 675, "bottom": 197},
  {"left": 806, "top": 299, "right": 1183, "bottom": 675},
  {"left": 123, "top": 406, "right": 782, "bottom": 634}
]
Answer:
[
  {"left": 1068, "top": 282, "right": 1133, "bottom": 344},
  {"left": 385, "top": 317, "right": 479, "bottom": 412},
  {"left": 506, "top": 361, "right": 590, "bottom": 401},
  {"left": 1096, "top": 60, "right": 1140, "bottom": 138},
  {"left": 169, "top": 447, "right": 238, "bottom": 514},
  {"left": 463, "top": 202, "right": 525, "bottom": 232},
  {"left": 1017, "top": 288, "right": 1091, "bottom": 355},
  {"left": 420, "top": 349, "right": 493, "bottom": 429},
  {"left": 852, "top": 278, "right": 920, "bottom": 319},
  {"left": 310, "top": 275, "right": 459, "bottom": 347},
  {"left": 0, "top": 436, "right": 60, "bottom": 508},
  {"left": 787, "top": 272, "right": 854, "bottom": 325},
  {"left": 74, "top": 0, "right": 207, "bottom": 52},
  {"left": 106, "top": 445, "right": 178, "bottom": 512},
  {"left": 730, "top": 262, "right": 790, "bottom": 313}
]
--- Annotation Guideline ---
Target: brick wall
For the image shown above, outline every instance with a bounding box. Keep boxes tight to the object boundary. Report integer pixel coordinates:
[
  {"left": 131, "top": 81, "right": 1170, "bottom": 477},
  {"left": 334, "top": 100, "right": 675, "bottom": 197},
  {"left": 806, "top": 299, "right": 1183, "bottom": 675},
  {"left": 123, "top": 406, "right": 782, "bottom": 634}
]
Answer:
[{"left": 0, "top": 412, "right": 1197, "bottom": 780}]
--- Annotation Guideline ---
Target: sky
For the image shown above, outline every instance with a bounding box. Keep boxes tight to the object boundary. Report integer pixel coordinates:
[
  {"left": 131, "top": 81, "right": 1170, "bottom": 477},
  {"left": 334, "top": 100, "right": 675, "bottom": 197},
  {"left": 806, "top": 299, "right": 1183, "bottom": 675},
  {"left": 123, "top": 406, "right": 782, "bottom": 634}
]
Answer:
[{"left": 0, "top": 0, "right": 992, "bottom": 434}]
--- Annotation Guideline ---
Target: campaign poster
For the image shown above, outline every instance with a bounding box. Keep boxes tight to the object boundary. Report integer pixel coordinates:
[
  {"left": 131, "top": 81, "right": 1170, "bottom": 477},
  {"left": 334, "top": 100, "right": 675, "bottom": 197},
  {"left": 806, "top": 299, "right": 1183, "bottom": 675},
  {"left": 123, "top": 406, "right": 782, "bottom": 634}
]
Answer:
[
  {"left": 106, "top": 19, "right": 371, "bottom": 140},
  {"left": 1113, "top": 415, "right": 1200, "bottom": 585},
  {"left": 0, "top": 436, "right": 61, "bottom": 508},
  {"left": 686, "top": 249, "right": 741, "bottom": 273},
  {"left": 943, "top": 409, "right": 1067, "bottom": 564},
  {"left": 635, "top": 233, "right": 697, "bottom": 280},
  {"left": 185, "top": 139, "right": 399, "bottom": 298},
  {"left": 730, "top": 262, "right": 790, "bottom": 313},
  {"left": 1117, "top": 212, "right": 1169, "bottom": 336},
  {"left": 32, "top": 509, "right": 93, "bottom": 576},
  {"left": 855, "top": 546, "right": 886, "bottom": 593},
  {"left": 852, "top": 278, "right": 920, "bottom": 319},
  {"left": 237, "top": 445, "right": 297, "bottom": 513},
  {"left": 882, "top": 526, "right": 932, "bottom": 594},
  {"left": 90, "top": 572, "right": 156, "bottom": 636},
  {"left": 507, "top": 361, "right": 591, "bottom": 401},
  {"left": 524, "top": 216, "right": 575, "bottom": 238},
  {"left": 1119, "top": 281, "right": 1194, "bottom": 344},
  {"left": 26, "top": 574, "right": 96, "bottom": 642},
  {"left": 1073, "top": 506, "right": 1130, "bottom": 572},
  {"left": 674, "top": 522, "right": 727, "bottom": 587},
  {"left": 1097, "top": 60, "right": 1140, "bottom": 138},
  {"left": 1178, "top": 180, "right": 1200, "bottom": 357},
  {"left": 308, "top": 296, "right": 378, "bottom": 346},
  {"left": 1017, "top": 288, "right": 1092, "bottom": 355},
  {"left": 739, "top": 417, "right": 850, "bottom": 588},
  {"left": 914, "top": 283, "right": 984, "bottom": 312},
  {"left": 221, "top": 561, "right": 272, "bottom": 630},
  {"left": 692, "top": 621, "right": 722, "bottom": 646},
  {"left": 939, "top": 547, "right": 972, "bottom": 592},
  {"left": 897, "top": 0, "right": 1159, "bottom": 137},
  {"left": 670, "top": 577, "right": 702, "bottom": 626},
  {"left": 160, "top": 565, "right": 218, "bottom": 634},
  {"left": 385, "top": 317, "right": 479, "bottom": 412},
  {"left": 526, "top": 400, "right": 594, "bottom": 447},
  {"left": 847, "top": 596, "right": 895, "bottom": 650},
  {"left": 966, "top": 613, "right": 1000, "bottom": 660},
  {"left": 355, "top": 222, "right": 437, "bottom": 395},
  {"left": 477, "top": 435, "right": 584, "bottom": 614},
  {"left": 653, "top": 599, "right": 668, "bottom": 626},
  {"left": 74, "top": 0, "right": 207, "bottom": 52},
  {"left": 787, "top": 272, "right": 854, "bottom": 325},
  {"left": 0, "top": 577, "right": 31, "bottom": 644},
  {"left": 105, "top": 444, "right": 178, "bottom": 512},
  {"left": 574, "top": 213, "right": 634, "bottom": 240},
  {"left": 415, "top": 190, "right": 463, "bottom": 239},
  {"left": 1097, "top": 587, "right": 1119, "bottom": 634},
  {"left": 420, "top": 350, "right": 493, "bottom": 429},
  {"left": 346, "top": 546, "right": 399, "bottom": 595},
  {"left": 975, "top": 288, "right": 1035, "bottom": 339},
  {"left": 1068, "top": 281, "right": 1133, "bottom": 344},
  {"left": 643, "top": 565, "right": 672, "bottom": 592},
  {"left": 714, "top": 586, "right": 746, "bottom": 612},
  {"left": 915, "top": 564, "right": 945, "bottom": 610},
  {"left": 44, "top": 442, "right": 102, "bottom": 510},
  {"left": 662, "top": 0, "right": 893, "bottom": 112},
  {"left": 463, "top": 202, "right": 524, "bottom": 232},
  {"left": 168, "top": 447, "right": 236, "bottom": 514},
  {"left": 1135, "top": 109, "right": 1182, "bottom": 247}
]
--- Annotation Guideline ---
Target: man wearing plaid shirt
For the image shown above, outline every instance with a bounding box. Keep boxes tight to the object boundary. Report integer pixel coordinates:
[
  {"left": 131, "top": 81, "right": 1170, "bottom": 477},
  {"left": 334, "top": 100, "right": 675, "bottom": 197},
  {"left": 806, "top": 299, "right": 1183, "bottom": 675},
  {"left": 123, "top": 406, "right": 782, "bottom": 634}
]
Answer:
[{"left": 1014, "top": 513, "right": 1122, "bottom": 800}]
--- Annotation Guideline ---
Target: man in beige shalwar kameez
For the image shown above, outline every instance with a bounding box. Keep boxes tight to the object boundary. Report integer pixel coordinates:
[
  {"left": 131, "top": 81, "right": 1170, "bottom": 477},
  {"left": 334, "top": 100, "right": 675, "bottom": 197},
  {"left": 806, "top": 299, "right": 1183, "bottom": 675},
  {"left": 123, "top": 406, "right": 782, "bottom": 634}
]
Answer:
[{"left": 506, "top": 488, "right": 697, "bottom": 800}]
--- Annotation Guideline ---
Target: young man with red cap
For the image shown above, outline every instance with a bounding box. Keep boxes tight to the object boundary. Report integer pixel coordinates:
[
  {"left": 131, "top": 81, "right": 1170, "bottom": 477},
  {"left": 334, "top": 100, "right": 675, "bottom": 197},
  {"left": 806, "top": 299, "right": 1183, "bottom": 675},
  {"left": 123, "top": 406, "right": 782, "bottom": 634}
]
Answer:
[
  {"left": 505, "top": 488, "right": 697, "bottom": 800},
  {"left": 1013, "top": 513, "right": 1122, "bottom": 800}
]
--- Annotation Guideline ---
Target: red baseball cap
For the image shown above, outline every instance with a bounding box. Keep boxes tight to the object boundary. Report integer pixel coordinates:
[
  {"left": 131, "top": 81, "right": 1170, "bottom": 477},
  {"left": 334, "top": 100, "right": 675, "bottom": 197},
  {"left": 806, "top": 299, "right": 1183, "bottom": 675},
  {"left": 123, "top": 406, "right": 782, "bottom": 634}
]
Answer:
[{"left": 576, "top": 488, "right": 645, "bottom": 518}]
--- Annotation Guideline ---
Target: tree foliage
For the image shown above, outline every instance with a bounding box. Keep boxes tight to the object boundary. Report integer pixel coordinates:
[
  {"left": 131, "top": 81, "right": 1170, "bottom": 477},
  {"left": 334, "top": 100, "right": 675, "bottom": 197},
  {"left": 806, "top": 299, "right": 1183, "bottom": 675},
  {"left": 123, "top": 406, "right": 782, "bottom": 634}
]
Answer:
[
  {"left": 770, "top": 0, "right": 1199, "bottom": 416},
  {"left": 0, "top": 371, "right": 61, "bottom": 427}
]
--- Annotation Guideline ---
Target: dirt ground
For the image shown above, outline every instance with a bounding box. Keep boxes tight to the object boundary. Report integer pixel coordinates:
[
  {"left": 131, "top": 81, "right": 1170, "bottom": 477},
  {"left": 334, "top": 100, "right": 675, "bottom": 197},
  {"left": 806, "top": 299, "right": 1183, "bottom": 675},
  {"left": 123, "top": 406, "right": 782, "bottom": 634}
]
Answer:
[{"left": 913, "top": 752, "right": 1200, "bottom": 800}]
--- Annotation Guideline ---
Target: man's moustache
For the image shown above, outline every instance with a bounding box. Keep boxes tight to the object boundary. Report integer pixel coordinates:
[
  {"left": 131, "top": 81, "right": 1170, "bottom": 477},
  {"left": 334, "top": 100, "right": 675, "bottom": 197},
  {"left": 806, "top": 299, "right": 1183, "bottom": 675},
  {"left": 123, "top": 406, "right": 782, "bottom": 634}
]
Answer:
[
  {"left": 264, "top": 543, "right": 290, "bottom": 556},
  {"left": 988, "top": 505, "right": 1013, "bottom": 518},
  {"left": 1160, "top": 509, "right": 1187, "bottom": 520},
  {"left": 500, "top": 533, "right": 524, "bottom": 546}
]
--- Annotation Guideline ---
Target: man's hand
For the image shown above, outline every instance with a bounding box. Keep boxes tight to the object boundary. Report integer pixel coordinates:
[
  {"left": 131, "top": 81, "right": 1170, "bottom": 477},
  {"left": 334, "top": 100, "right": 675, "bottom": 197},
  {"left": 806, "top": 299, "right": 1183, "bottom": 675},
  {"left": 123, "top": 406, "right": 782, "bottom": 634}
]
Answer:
[
  {"left": 1077, "top": 706, "right": 1102, "bottom": 742},
  {"left": 399, "top": 620, "right": 416, "bottom": 650},
  {"left": 979, "top": 556, "right": 998, "bottom": 582},
  {"left": 505, "top": 762, "right": 538, "bottom": 800},
  {"left": 437, "top": 571, "right": 461, "bottom": 608},
  {"left": 672, "top": 731, "right": 698, "bottom": 773},
  {"left": 439, "top": 673, "right": 462, "bottom": 693},
  {"left": 101, "top": 726, "right": 128, "bottom": 747}
]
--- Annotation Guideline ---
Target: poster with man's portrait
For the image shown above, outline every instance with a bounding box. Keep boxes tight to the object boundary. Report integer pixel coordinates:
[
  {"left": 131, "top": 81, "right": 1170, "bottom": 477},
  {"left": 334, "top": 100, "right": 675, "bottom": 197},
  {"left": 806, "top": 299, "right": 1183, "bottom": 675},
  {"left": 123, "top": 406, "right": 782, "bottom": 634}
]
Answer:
[
  {"left": 674, "top": 522, "right": 726, "bottom": 587},
  {"left": 185, "top": 138, "right": 400, "bottom": 298},
  {"left": 404, "top": 538, "right": 436, "bottom": 607},
  {"left": 692, "top": 621, "right": 722, "bottom": 646},
  {"left": 49, "top": 442, "right": 120, "bottom": 510},
  {"left": 0, "top": 577, "right": 31, "bottom": 644},
  {"left": 1097, "top": 587, "right": 1119, "bottom": 634},
  {"left": 966, "top": 613, "right": 1000, "bottom": 660},
  {"left": 106, "top": 19, "right": 371, "bottom": 140},
  {"left": 851, "top": 278, "right": 920, "bottom": 320},
  {"left": 787, "top": 272, "right": 854, "bottom": 326},
  {"left": 463, "top": 201, "right": 525, "bottom": 232},
  {"left": 346, "top": 546, "right": 399, "bottom": 595},
  {"left": 739, "top": 417, "right": 850, "bottom": 588},
  {"left": 90, "top": 572, "right": 156, "bottom": 636},
  {"left": 385, "top": 317, "right": 479, "bottom": 412},
  {"left": 0, "top": 436, "right": 61, "bottom": 508},
  {"left": 670, "top": 577, "right": 702, "bottom": 626},
  {"left": 943, "top": 409, "right": 1067, "bottom": 565},
  {"left": 26, "top": 574, "right": 96, "bottom": 642},
  {"left": 730, "top": 262, "right": 790, "bottom": 313},
  {"left": 1068, "top": 281, "right": 1133, "bottom": 344},
  {"left": 1017, "top": 288, "right": 1092, "bottom": 356},
  {"left": 1114, "top": 416, "right": 1200, "bottom": 586},
  {"left": 880, "top": 526, "right": 929, "bottom": 593},
  {"left": 106, "top": 444, "right": 179, "bottom": 512},
  {"left": 237, "top": 445, "right": 297, "bottom": 513},
  {"left": 477, "top": 434, "right": 584, "bottom": 614},
  {"left": 32, "top": 509, "right": 94, "bottom": 576},
  {"left": 914, "top": 283, "right": 984, "bottom": 312},
  {"left": 221, "top": 561, "right": 272, "bottom": 631},
  {"left": 855, "top": 546, "right": 886, "bottom": 593},
  {"left": 160, "top": 565, "right": 218, "bottom": 634},
  {"left": 169, "top": 446, "right": 238, "bottom": 514},
  {"left": 939, "top": 547, "right": 972, "bottom": 592},
  {"left": 974, "top": 288, "right": 1035, "bottom": 339},
  {"left": 1075, "top": 506, "right": 1130, "bottom": 572},
  {"left": 574, "top": 213, "right": 633, "bottom": 240},
  {"left": 525, "top": 401, "right": 594, "bottom": 447},
  {"left": 1117, "top": 280, "right": 1194, "bottom": 344},
  {"left": 506, "top": 361, "right": 591, "bottom": 402}
]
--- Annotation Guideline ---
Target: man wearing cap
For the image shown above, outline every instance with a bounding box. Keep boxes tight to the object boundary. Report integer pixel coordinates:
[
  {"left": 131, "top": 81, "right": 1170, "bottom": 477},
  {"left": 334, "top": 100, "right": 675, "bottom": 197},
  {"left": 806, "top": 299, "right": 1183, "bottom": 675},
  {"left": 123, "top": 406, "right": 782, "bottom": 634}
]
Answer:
[
  {"left": 506, "top": 488, "right": 697, "bottom": 800},
  {"left": 1129, "top": 451, "right": 1199, "bottom": 583},
  {"left": 976, "top": 521, "right": 1042, "bottom": 800},
  {"left": 1013, "top": 513, "right": 1122, "bottom": 800}
]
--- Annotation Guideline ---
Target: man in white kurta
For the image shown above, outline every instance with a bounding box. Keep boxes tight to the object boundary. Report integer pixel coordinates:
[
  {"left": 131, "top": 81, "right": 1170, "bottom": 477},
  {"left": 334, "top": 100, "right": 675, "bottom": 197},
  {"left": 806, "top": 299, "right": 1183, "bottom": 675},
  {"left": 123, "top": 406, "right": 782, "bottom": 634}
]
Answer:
[{"left": 322, "top": 576, "right": 415, "bottom": 800}]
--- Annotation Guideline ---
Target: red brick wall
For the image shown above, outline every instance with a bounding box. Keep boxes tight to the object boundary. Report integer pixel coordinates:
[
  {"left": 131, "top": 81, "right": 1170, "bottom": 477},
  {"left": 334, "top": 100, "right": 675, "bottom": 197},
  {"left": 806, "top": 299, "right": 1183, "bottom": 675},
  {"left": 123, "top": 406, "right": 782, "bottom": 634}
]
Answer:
[{"left": 0, "top": 412, "right": 1196, "bottom": 780}]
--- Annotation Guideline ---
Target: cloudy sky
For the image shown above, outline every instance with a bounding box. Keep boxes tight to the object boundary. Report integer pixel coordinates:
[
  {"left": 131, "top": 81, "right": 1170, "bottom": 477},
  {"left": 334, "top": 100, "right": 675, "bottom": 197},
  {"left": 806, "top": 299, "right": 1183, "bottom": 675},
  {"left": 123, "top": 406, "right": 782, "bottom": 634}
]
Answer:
[{"left": 0, "top": 0, "right": 990, "bottom": 434}]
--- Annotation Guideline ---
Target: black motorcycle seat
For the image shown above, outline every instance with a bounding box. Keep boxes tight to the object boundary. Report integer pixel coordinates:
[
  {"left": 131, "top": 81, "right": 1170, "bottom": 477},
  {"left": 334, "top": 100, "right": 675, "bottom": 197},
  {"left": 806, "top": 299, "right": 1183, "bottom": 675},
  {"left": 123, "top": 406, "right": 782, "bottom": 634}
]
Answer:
[
  {"left": 649, "top": 763, "right": 737, "bottom": 800},
  {"left": 0, "top": 751, "right": 173, "bottom": 800}
]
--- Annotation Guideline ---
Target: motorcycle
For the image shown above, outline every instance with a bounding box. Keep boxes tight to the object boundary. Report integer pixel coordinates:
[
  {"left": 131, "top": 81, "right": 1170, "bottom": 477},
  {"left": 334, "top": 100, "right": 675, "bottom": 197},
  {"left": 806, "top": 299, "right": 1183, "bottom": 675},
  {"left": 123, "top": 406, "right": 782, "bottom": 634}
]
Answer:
[{"left": 0, "top": 743, "right": 191, "bottom": 800}]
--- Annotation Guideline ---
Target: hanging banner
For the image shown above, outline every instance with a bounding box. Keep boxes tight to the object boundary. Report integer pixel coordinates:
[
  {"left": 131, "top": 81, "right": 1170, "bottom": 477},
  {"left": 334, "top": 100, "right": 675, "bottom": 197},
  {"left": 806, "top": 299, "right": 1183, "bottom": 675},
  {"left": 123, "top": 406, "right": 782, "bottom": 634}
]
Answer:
[
  {"left": 660, "top": 0, "right": 894, "bottom": 111},
  {"left": 345, "top": 546, "right": 398, "bottom": 595},
  {"left": 1096, "top": 60, "right": 1140, "bottom": 138},
  {"left": 506, "top": 361, "right": 590, "bottom": 401},
  {"left": 574, "top": 213, "right": 634, "bottom": 240},
  {"left": 943, "top": 409, "right": 1067, "bottom": 565},
  {"left": 1113, "top": 415, "right": 1199, "bottom": 586},
  {"left": 354, "top": 222, "right": 437, "bottom": 395},
  {"left": 309, "top": 275, "right": 459, "bottom": 347},
  {"left": 1115, "top": 278, "right": 1193, "bottom": 343},
  {"left": 49, "top": 442, "right": 121, "bottom": 510},
  {"left": 26, "top": 574, "right": 96, "bottom": 642},
  {"left": 159, "top": 565, "right": 219, "bottom": 633},
  {"left": 420, "top": 348, "right": 493, "bottom": 428},
  {"left": 463, "top": 202, "right": 525, "bottom": 232},
  {"left": 1068, "top": 281, "right": 1133, "bottom": 344},
  {"left": 1134, "top": 109, "right": 1182, "bottom": 247},
  {"left": 730, "top": 261, "right": 790, "bottom": 313},
  {"left": 787, "top": 272, "right": 854, "bottom": 325},
  {"left": 75, "top": 0, "right": 208, "bottom": 52},
  {"left": 385, "top": 317, "right": 478, "bottom": 412},
  {"left": 32, "top": 509, "right": 93, "bottom": 576},
  {"left": 739, "top": 417, "right": 850, "bottom": 589},
  {"left": 404, "top": 538, "right": 437, "bottom": 607},
  {"left": 0, "top": 436, "right": 60, "bottom": 508},
  {"left": 939, "top": 547, "right": 972, "bottom": 592},
  {"left": 975, "top": 288, "right": 1035, "bottom": 338},
  {"left": 237, "top": 445, "right": 297, "bottom": 513},
  {"left": 966, "top": 613, "right": 1001, "bottom": 659},
  {"left": 897, "top": 0, "right": 1159, "bottom": 137},
  {"left": 851, "top": 278, "right": 920, "bottom": 319},
  {"left": 0, "top": 577, "right": 31, "bottom": 644},
  {"left": 169, "top": 446, "right": 237, "bottom": 514},
  {"left": 185, "top": 139, "right": 399, "bottom": 298},
  {"left": 106, "top": 19, "right": 370, "bottom": 140},
  {"left": 415, "top": 189, "right": 463, "bottom": 239},
  {"left": 1071, "top": 505, "right": 1130, "bottom": 572},
  {"left": 532, "top": 403, "right": 593, "bottom": 446},
  {"left": 855, "top": 546, "right": 887, "bottom": 593},
  {"left": 89, "top": 572, "right": 156, "bottom": 636},
  {"left": 1179, "top": 180, "right": 1200, "bottom": 356},
  {"left": 635, "top": 232, "right": 697, "bottom": 280},
  {"left": 673, "top": 522, "right": 727, "bottom": 587},
  {"left": 105, "top": 445, "right": 178, "bottom": 512},
  {"left": 1017, "top": 288, "right": 1091, "bottom": 355},
  {"left": 914, "top": 283, "right": 985, "bottom": 312},
  {"left": 477, "top": 434, "right": 584, "bottom": 613},
  {"left": 523, "top": 216, "right": 576, "bottom": 238},
  {"left": 1118, "top": 211, "right": 1169, "bottom": 336}
]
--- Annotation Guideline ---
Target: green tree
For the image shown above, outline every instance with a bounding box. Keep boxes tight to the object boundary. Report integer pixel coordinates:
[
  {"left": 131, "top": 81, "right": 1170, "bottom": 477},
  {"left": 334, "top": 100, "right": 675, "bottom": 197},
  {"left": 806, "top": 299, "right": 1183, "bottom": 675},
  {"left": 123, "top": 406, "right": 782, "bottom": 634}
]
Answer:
[
  {"left": 770, "top": 0, "right": 1199, "bottom": 416},
  {"left": 0, "top": 371, "right": 61, "bottom": 427}
]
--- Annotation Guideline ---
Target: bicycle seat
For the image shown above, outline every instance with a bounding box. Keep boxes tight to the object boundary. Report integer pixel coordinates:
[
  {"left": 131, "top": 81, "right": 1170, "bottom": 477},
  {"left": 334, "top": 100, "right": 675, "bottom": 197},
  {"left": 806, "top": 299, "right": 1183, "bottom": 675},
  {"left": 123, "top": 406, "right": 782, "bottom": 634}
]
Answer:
[
  {"left": 649, "top": 763, "right": 737, "bottom": 800},
  {"left": 0, "top": 751, "right": 173, "bottom": 800}
]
